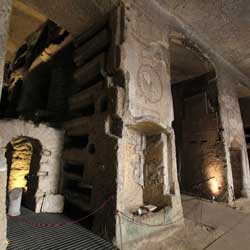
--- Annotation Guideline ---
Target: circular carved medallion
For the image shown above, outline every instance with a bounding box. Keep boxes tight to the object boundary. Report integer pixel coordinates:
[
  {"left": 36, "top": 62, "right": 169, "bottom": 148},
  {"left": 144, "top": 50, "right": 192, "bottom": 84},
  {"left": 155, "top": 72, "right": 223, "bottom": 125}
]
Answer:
[{"left": 137, "top": 65, "right": 163, "bottom": 104}]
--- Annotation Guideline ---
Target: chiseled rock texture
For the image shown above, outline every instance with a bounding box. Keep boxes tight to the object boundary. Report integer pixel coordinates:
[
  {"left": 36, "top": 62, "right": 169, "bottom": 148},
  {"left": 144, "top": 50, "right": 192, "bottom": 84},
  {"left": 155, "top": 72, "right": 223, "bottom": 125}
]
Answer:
[{"left": 0, "top": 1, "right": 12, "bottom": 249}]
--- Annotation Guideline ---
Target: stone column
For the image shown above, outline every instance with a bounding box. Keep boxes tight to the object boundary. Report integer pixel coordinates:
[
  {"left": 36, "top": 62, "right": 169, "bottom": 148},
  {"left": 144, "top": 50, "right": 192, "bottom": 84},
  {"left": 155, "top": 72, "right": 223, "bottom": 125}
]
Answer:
[
  {"left": 216, "top": 61, "right": 250, "bottom": 201},
  {"left": 115, "top": 1, "right": 183, "bottom": 248},
  {"left": 241, "top": 146, "right": 250, "bottom": 198},
  {"left": 239, "top": 97, "right": 250, "bottom": 197},
  {"left": 0, "top": 1, "right": 12, "bottom": 249},
  {"left": 8, "top": 188, "right": 23, "bottom": 216}
]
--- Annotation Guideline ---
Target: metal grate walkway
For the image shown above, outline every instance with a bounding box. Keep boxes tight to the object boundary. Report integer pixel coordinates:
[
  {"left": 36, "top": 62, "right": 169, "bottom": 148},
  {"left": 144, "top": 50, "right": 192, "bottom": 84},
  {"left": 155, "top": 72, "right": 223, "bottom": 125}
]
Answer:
[{"left": 7, "top": 208, "right": 117, "bottom": 250}]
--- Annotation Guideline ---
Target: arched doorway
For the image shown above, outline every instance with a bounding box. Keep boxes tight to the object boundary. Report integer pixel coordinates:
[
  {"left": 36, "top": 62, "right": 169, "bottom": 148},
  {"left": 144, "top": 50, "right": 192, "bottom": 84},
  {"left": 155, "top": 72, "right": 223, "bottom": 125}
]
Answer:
[
  {"left": 169, "top": 36, "right": 227, "bottom": 201},
  {"left": 6, "top": 136, "right": 42, "bottom": 212}
]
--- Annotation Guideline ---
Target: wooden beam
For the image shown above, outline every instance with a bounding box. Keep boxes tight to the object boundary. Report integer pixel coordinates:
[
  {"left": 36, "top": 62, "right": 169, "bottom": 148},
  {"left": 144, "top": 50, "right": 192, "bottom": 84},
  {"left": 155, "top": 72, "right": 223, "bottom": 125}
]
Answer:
[{"left": 13, "top": 0, "right": 47, "bottom": 22}]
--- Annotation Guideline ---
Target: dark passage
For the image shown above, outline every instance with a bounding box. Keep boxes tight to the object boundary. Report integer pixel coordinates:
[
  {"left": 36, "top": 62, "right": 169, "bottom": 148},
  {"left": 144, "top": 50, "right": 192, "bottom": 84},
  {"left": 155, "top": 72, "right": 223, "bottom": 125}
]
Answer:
[{"left": 172, "top": 73, "right": 227, "bottom": 200}]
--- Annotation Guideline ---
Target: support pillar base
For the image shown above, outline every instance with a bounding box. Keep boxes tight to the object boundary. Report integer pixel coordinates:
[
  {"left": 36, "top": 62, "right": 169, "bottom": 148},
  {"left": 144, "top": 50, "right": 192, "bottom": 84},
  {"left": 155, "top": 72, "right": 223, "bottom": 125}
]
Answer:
[
  {"left": 8, "top": 188, "right": 23, "bottom": 216},
  {"left": 241, "top": 187, "right": 250, "bottom": 198}
]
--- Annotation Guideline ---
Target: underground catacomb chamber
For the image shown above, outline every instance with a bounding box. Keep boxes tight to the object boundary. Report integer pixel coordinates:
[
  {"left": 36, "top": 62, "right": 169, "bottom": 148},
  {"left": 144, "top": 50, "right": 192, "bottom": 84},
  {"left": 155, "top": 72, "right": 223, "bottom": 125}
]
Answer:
[{"left": 2, "top": 1, "right": 250, "bottom": 250}]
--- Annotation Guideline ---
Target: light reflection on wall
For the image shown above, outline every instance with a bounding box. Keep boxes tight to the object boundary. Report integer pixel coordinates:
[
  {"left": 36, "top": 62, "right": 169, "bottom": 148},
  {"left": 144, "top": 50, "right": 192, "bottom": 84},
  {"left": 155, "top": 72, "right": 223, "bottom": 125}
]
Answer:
[
  {"left": 207, "top": 163, "right": 224, "bottom": 197},
  {"left": 7, "top": 137, "right": 33, "bottom": 192}
]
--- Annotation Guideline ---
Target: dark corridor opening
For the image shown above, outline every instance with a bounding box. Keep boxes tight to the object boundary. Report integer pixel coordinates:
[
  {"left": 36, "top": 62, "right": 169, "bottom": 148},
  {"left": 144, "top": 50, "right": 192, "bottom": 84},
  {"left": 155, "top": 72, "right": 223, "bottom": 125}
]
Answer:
[
  {"left": 171, "top": 73, "right": 227, "bottom": 200},
  {"left": 169, "top": 39, "right": 226, "bottom": 201}
]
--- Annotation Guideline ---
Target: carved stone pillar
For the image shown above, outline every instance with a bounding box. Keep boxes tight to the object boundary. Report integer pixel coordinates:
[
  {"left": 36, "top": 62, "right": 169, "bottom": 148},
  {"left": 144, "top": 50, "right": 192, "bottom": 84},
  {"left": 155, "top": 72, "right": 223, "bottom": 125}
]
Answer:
[{"left": 241, "top": 146, "right": 250, "bottom": 198}]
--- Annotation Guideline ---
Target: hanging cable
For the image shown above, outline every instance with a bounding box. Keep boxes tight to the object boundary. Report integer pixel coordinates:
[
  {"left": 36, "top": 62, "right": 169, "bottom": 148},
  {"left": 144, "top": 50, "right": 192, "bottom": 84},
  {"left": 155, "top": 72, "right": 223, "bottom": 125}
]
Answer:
[
  {"left": 116, "top": 199, "right": 200, "bottom": 228},
  {"left": 8, "top": 196, "right": 114, "bottom": 228}
]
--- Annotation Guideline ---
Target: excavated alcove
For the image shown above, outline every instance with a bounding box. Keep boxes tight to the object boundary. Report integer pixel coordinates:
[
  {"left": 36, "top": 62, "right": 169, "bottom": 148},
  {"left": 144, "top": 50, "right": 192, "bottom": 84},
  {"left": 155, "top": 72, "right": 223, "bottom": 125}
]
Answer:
[
  {"left": 119, "top": 115, "right": 178, "bottom": 247},
  {"left": 143, "top": 134, "right": 169, "bottom": 208},
  {"left": 6, "top": 136, "right": 42, "bottom": 211},
  {"left": 126, "top": 124, "right": 174, "bottom": 212}
]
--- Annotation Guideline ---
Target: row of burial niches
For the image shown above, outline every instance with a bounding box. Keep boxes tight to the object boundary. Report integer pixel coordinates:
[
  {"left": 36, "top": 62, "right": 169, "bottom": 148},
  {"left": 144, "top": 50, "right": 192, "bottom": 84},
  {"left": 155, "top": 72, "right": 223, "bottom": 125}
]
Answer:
[{"left": 2, "top": 14, "right": 123, "bottom": 237}]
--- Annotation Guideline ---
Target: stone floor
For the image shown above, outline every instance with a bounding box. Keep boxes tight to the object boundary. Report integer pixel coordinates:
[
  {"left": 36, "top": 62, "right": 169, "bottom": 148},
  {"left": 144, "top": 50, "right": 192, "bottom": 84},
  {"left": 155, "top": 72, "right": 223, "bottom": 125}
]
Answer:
[
  {"left": 182, "top": 195, "right": 250, "bottom": 250},
  {"left": 6, "top": 199, "right": 250, "bottom": 250},
  {"left": 7, "top": 207, "right": 116, "bottom": 250}
]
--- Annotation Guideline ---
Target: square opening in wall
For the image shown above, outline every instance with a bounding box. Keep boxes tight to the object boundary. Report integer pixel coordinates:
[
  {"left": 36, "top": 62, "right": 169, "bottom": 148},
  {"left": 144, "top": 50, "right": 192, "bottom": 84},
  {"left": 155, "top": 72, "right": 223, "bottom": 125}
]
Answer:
[{"left": 143, "top": 134, "right": 172, "bottom": 209}]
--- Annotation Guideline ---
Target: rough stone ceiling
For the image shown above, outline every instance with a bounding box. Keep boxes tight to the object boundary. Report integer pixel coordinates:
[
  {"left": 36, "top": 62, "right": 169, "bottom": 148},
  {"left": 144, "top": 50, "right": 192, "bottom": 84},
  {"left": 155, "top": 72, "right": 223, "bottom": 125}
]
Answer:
[
  {"left": 8, "top": 0, "right": 215, "bottom": 84},
  {"left": 20, "top": 0, "right": 119, "bottom": 36},
  {"left": 8, "top": 0, "right": 250, "bottom": 84},
  {"left": 164, "top": 0, "right": 250, "bottom": 79},
  {"left": 6, "top": 1, "right": 47, "bottom": 61},
  {"left": 7, "top": 0, "right": 119, "bottom": 61},
  {"left": 170, "top": 42, "right": 213, "bottom": 83}
]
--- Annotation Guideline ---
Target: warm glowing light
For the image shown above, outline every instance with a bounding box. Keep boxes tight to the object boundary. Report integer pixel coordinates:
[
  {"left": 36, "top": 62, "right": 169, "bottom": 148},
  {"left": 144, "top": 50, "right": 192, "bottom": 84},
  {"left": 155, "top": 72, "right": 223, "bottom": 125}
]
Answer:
[
  {"left": 8, "top": 137, "right": 33, "bottom": 192},
  {"left": 209, "top": 177, "right": 220, "bottom": 195},
  {"left": 207, "top": 164, "right": 224, "bottom": 196}
]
